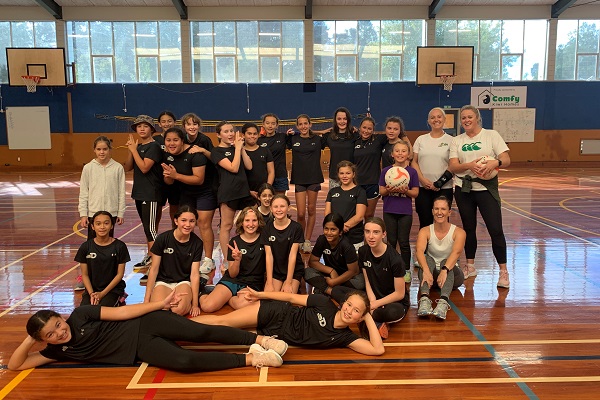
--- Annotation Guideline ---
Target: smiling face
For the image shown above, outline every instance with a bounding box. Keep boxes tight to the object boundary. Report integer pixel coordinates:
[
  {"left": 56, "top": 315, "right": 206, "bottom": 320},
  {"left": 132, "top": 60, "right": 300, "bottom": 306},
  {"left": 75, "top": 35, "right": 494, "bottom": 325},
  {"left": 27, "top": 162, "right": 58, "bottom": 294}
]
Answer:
[
  {"left": 323, "top": 221, "right": 342, "bottom": 245},
  {"left": 92, "top": 214, "right": 113, "bottom": 238},
  {"left": 335, "top": 111, "right": 348, "bottom": 132},
  {"left": 359, "top": 119, "right": 374, "bottom": 140},
  {"left": 259, "top": 188, "right": 274, "bottom": 208},
  {"left": 337, "top": 166, "right": 355, "bottom": 186},
  {"left": 392, "top": 142, "right": 409, "bottom": 164},
  {"left": 340, "top": 294, "right": 368, "bottom": 324},
  {"left": 40, "top": 316, "right": 72, "bottom": 345},
  {"left": 296, "top": 117, "right": 311, "bottom": 136},
  {"left": 184, "top": 118, "right": 200, "bottom": 137},
  {"left": 94, "top": 140, "right": 111, "bottom": 163},
  {"left": 262, "top": 116, "right": 278, "bottom": 136},
  {"left": 432, "top": 198, "right": 451, "bottom": 223},
  {"left": 364, "top": 222, "right": 386, "bottom": 248},
  {"left": 164, "top": 131, "right": 185, "bottom": 155},
  {"left": 270, "top": 197, "right": 289, "bottom": 220},
  {"left": 385, "top": 121, "right": 401, "bottom": 141},
  {"left": 218, "top": 124, "right": 236, "bottom": 145},
  {"left": 174, "top": 212, "right": 197, "bottom": 236},
  {"left": 242, "top": 209, "right": 259, "bottom": 235},
  {"left": 460, "top": 109, "right": 480, "bottom": 133},
  {"left": 428, "top": 109, "right": 446, "bottom": 131},
  {"left": 159, "top": 114, "right": 175, "bottom": 132},
  {"left": 243, "top": 126, "right": 259, "bottom": 146}
]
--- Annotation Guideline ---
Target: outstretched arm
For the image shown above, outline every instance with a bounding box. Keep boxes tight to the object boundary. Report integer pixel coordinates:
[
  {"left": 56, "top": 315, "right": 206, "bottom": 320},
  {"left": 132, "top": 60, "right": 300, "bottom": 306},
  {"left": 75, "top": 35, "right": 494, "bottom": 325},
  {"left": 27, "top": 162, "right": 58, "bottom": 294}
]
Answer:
[
  {"left": 100, "top": 290, "right": 182, "bottom": 321},
  {"left": 347, "top": 313, "right": 385, "bottom": 356},
  {"left": 244, "top": 287, "right": 308, "bottom": 307},
  {"left": 8, "top": 336, "right": 55, "bottom": 370}
]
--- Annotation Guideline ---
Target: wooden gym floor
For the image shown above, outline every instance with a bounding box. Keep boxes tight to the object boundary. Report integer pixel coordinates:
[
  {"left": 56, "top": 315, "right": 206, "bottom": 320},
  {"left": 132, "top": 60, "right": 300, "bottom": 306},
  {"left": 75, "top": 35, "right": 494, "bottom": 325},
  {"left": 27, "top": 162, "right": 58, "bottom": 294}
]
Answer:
[{"left": 0, "top": 167, "right": 599, "bottom": 399}]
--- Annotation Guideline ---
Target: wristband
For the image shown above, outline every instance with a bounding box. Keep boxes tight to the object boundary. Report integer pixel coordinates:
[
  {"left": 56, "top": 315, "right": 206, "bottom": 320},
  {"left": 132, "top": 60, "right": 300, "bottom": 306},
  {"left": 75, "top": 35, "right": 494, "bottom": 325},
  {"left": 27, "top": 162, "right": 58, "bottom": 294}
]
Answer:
[
  {"left": 496, "top": 158, "right": 502, "bottom": 167},
  {"left": 441, "top": 265, "right": 449, "bottom": 272}
]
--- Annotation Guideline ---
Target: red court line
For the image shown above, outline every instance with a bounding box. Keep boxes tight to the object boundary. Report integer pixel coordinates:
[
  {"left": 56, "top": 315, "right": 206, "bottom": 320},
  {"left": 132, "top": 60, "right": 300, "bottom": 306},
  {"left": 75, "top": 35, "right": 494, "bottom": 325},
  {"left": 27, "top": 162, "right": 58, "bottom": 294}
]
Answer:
[{"left": 143, "top": 368, "right": 167, "bottom": 400}]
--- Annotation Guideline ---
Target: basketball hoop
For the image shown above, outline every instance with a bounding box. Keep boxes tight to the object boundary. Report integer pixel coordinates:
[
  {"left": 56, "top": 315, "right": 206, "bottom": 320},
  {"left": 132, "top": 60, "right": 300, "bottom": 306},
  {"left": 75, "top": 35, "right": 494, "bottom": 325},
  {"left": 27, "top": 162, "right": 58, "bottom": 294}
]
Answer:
[
  {"left": 440, "top": 75, "right": 456, "bottom": 92},
  {"left": 21, "top": 75, "right": 41, "bottom": 93}
]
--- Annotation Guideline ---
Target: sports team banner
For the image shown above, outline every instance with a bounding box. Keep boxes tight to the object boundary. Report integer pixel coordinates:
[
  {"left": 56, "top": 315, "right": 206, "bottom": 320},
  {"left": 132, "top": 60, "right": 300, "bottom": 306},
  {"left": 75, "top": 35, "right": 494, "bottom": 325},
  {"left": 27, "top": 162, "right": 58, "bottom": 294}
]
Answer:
[{"left": 470, "top": 86, "right": 527, "bottom": 108}]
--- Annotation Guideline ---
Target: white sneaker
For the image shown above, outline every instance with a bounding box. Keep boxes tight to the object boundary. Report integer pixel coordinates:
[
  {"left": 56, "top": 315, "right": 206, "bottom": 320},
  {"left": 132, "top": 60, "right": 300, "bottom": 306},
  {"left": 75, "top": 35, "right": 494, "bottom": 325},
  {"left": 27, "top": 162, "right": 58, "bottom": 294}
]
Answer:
[
  {"left": 199, "top": 257, "right": 215, "bottom": 274},
  {"left": 261, "top": 336, "right": 288, "bottom": 356},
  {"left": 248, "top": 344, "right": 283, "bottom": 368},
  {"left": 301, "top": 240, "right": 312, "bottom": 253}
]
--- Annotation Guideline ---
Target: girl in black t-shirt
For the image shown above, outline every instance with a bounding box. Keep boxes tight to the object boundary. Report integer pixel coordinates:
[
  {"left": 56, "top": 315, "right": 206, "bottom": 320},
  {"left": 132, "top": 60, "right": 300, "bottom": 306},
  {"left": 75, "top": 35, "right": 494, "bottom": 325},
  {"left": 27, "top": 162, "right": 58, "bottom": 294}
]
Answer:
[
  {"left": 154, "top": 111, "right": 178, "bottom": 226},
  {"left": 258, "top": 113, "right": 288, "bottom": 194},
  {"left": 143, "top": 206, "right": 203, "bottom": 317},
  {"left": 263, "top": 195, "right": 304, "bottom": 294},
  {"left": 200, "top": 207, "right": 266, "bottom": 313},
  {"left": 75, "top": 211, "right": 130, "bottom": 307},
  {"left": 324, "top": 161, "right": 368, "bottom": 247},
  {"left": 381, "top": 116, "right": 413, "bottom": 168},
  {"left": 243, "top": 122, "right": 274, "bottom": 198},
  {"left": 9, "top": 291, "right": 286, "bottom": 372},
  {"left": 257, "top": 183, "right": 275, "bottom": 226},
  {"left": 193, "top": 289, "right": 384, "bottom": 356},
  {"left": 305, "top": 213, "right": 364, "bottom": 296},
  {"left": 321, "top": 107, "right": 359, "bottom": 188},
  {"left": 212, "top": 121, "right": 255, "bottom": 273}
]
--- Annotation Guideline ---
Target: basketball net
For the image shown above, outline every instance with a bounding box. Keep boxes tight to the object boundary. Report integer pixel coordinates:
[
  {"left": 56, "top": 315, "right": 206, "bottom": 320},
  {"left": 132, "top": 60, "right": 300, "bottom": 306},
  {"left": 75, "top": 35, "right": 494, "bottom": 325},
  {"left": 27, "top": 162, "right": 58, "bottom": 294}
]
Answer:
[
  {"left": 440, "top": 75, "right": 456, "bottom": 92},
  {"left": 21, "top": 75, "right": 41, "bottom": 93}
]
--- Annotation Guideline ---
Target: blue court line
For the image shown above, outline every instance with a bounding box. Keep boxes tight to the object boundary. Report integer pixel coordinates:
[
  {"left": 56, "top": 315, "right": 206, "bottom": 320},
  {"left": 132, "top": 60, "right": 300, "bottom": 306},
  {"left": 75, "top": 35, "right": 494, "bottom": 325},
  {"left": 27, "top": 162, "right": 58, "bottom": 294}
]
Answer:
[{"left": 449, "top": 299, "right": 539, "bottom": 400}]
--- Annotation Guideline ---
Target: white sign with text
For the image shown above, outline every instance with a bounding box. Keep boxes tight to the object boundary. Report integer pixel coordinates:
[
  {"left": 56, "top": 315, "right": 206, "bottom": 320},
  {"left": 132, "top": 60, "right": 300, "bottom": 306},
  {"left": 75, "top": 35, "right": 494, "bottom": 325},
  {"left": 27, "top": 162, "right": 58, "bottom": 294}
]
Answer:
[{"left": 470, "top": 86, "right": 527, "bottom": 108}]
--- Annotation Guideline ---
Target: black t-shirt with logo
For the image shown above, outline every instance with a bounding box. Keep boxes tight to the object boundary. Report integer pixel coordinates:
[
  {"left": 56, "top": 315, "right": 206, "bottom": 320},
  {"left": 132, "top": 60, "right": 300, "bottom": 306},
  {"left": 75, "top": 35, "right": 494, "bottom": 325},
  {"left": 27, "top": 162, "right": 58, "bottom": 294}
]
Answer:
[
  {"left": 152, "top": 134, "right": 166, "bottom": 151},
  {"left": 244, "top": 146, "right": 274, "bottom": 192},
  {"left": 185, "top": 133, "right": 217, "bottom": 192},
  {"left": 359, "top": 244, "right": 409, "bottom": 307},
  {"left": 287, "top": 134, "right": 324, "bottom": 185},
  {"left": 325, "top": 186, "right": 368, "bottom": 244},
  {"left": 259, "top": 294, "right": 359, "bottom": 348},
  {"left": 354, "top": 134, "right": 387, "bottom": 185},
  {"left": 262, "top": 220, "right": 304, "bottom": 278},
  {"left": 258, "top": 132, "right": 288, "bottom": 179},
  {"left": 162, "top": 148, "right": 210, "bottom": 196},
  {"left": 323, "top": 130, "right": 360, "bottom": 179},
  {"left": 311, "top": 235, "right": 357, "bottom": 275},
  {"left": 211, "top": 146, "right": 251, "bottom": 203},
  {"left": 40, "top": 305, "right": 141, "bottom": 365},
  {"left": 74, "top": 239, "right": 129, "bottom": 294},
  {"left": 132, "top": 141, "right": 164, "bottom": 202},
  {"left": 223, "top": 234, "right": 266, "bottom": 290},
  {"left": 151, "top": 230, "right": 204, "bottom": 284}
]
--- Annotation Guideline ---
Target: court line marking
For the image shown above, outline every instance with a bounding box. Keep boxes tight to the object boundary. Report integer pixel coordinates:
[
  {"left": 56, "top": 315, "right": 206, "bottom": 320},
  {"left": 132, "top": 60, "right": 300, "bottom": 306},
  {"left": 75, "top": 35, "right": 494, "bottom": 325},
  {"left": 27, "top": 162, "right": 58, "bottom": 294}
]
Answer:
[
  {"left": 559, "top": 197, "right": 600, "bottom": 220},
  {"left": 259, "top": 367, "right": 268, "bottom": 383},
  {"left": 0, "top": 369, "right": 34, "bottom": 400}
]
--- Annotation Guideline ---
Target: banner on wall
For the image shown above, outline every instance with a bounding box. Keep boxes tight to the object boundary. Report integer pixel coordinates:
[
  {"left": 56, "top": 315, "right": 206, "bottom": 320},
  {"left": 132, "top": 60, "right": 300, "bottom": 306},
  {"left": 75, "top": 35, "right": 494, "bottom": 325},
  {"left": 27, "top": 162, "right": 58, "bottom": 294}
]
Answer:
[{"left": 470, "top": 86, "right": 527, "bottom": 108}]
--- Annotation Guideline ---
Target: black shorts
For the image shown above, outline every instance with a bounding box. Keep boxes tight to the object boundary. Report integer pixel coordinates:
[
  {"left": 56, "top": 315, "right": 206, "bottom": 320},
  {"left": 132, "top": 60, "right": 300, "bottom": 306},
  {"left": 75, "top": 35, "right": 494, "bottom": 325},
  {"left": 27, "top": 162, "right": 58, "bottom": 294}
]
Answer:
[
  {"left": 162, "top": 185, "right": 180, "bottom": 206},
  {"left": 295, "top": 183, "right": 321, "bottom": 193},
  {"left": 181, "top": 191, "right": 218, "bottom": 211},
  {"left": 257, "top": 300, "right": 290, "bottom": 337},
  {"left": 272, "top": 270, "right": 304, "bottom": 283},
  {"left": 223, "top": 196, "right": 256, "bottom": 211},
  {"left": 361, "top": 184, "right": 380, "bottom": 200}
]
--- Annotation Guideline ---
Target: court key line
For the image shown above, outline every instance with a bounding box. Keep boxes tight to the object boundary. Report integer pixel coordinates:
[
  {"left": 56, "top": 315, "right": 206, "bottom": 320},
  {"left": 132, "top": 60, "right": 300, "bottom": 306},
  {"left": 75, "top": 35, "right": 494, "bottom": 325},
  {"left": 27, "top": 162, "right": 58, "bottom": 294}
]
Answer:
[
  {"left": 0, "top": 369, "right": 34, "bottom": 400},
  {"left": 559, "top": 197, "right": 600, "bottom": 221}
]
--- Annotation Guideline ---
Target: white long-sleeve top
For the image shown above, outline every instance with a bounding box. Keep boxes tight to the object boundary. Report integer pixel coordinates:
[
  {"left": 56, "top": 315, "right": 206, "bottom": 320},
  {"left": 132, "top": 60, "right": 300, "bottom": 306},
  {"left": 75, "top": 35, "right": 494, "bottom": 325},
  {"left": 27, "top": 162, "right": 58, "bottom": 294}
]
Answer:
[{"left": 78, "top": 158, "right": 126, "bottom": 218}]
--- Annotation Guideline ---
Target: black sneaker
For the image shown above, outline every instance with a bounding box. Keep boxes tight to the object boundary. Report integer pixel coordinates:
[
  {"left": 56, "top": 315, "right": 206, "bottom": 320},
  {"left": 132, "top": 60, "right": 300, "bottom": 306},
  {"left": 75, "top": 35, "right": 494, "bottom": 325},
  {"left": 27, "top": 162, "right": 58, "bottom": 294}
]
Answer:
[
  {"left": 139, "top": 275, "right": 148, "bottom": 285},
  {"left": 133, "top": 255, "right": 152, "bottom": 272}
]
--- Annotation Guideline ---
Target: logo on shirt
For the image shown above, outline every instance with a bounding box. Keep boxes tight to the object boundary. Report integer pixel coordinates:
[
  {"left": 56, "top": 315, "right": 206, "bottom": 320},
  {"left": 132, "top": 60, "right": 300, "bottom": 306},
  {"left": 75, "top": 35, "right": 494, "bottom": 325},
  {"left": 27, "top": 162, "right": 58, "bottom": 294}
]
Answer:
[
  {"left": 331, "top": 193, "right": 340, "bottom": 198},
  {"left": 86, "top": 253, "right": 97, "bottom": 259},
  {"left": 276, "top": 140, "right": 281, "bottom": 144},
  {"left": 293, "top": 143, "right": 300, "bottom": 147},
  {"left": 462, "top": 142, "right": 482, "bottom": 151},
  {"left": 164, "top": 248, "right": 174, "bottom": 254},
  {"left": 323, "top": 249, "right": 332, "bottom": 255},
  {"left": 317, "top": 312, "right": 326, "bottom": 327},
  {"left": 260, "top": 143, "right": 267, "bottom": 147},
  {"left": 269, "top": 236, "right": 276, "bottom": 242},
  {"left": 260, "top": 247, "right": 264, "bottom": 251},
  {"left": 161, "top": 145, "right": 166, "bottom": 151},
  {"left": 167, "top": 155, "right": 174, "bottom": 162},
  {"left": 62, "top": 346, "right": 69, "bottom": 352},
  {"left": 438, "top": 142, "right": 449, "bottom": 147},
  {"left": 225, "top": 151, "right": 232, "bottom": 157},
  {"left": 355, "top": 144, "right": 361, "bottom": 149},
  {"left": 363, "top": 261, "right": 372, "bottom": 268},
  {"left": 240, "top": 249, "right": 247, "bottom": 255}
]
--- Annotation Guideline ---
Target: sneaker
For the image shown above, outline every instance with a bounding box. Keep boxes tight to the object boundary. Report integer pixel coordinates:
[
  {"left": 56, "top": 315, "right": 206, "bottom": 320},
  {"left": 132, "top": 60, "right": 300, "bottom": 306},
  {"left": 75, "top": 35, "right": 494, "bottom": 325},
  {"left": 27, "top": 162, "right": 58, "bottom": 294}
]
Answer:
[
  {"left": 417, "top": 296, "right": 433, "bottom": 317},
  {"left": 462, "top": 263, "right": 478, "bottom": 279},
  {"left": 433, "top": 299, "right": 450, "bottom": 320},
  {"left": 375, "top": 322, "right": 389, "bottom": 339},
  {"left": 404, "top": 269, "right": 412, "bottom": 283},
  {"left": 73, "top": 275, "right": 85, "bottom": 291},
  {"left": 133, "top": 254, "right": 152, "bottom": 272},
  {"left": 200, "top": 257, "right": 215, "bottom": 275},
  {"left": 261, "top": 336, "right": 288, "bottom": 356},
  {"left": 248, "top": 344, "right": 283, "bottom": 368},
  {"left": 139, "top": 275, "right": 148, "bottom": 284},
  {"left": 301, "top": 240, "right": 312, "bottom": 253},
  {"left": 497, "top": 270, "right": 510, "bottom": 288}
]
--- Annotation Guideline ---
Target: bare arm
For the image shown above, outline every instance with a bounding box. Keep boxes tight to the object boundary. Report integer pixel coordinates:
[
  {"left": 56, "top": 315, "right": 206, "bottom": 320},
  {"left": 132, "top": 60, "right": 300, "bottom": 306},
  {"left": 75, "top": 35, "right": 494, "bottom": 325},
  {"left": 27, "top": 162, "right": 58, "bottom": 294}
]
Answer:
[
  {"left": 324, "top": 202, "right": 331, "bottom": 216},
  {"left": 344, "top": 203, "right": 366, "bottom": 230},
  {"left": 371, "top": 277, "right": 405, "bottom": 310},
  {"left": 347, "top": 313, "right": 385, "bottom": 356},
  {"left": 97, "top": 262, "right": 126, "bottom": 303},
  {"left": 448, "top": 157, "right": 477, "bottom": 175},
  {"left": 266, "top": 161, "right": 275, "bottom": 185},
  {"left": 241, "top": 148, "right": 253, "bottom": 170},
  {"left": 8, "top": 336, "right": 55, "bottom": 370},
  {"left": 308, "top": 253, "right": 333, "bottom": 274},
  {"left": 244, "top": 287, "right": 308, "bottom": 307},
  {"left": 264, "top": 246, "right": 275, "bottom": 291},
  {"left": 100, "top": 290, "right": 181, "bottom": 321},
  {"left": 326, "top": 260, "right": 359, "bottom": 287},
  {"left": 143, "top": 253, "right": 161, "bottom": 303},
  {"left": 415, "top": 227, "right": 434, "bottom": 288},
  {"left": 411, "top": 152, "right": 434, "bottom": 189}
]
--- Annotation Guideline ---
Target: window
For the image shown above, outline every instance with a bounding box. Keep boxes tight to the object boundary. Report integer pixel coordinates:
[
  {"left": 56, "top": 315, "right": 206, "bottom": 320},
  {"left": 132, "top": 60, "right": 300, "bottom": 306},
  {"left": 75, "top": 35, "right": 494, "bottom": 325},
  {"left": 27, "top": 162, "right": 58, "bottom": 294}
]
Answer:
[
  {"left": 313, "top": 20, "right": 425, "bottom": 82},
  {"left": 556, "top": 20, "right": 600, "bottom": 80},
  {"left": 190, "top": 21, "right": 304, "bottom": 83},
  {"left": 0, "top": 22, "right": 56, "bottom": 83},
  {"left": 435, "top": 20, "right": 547, "bottom": 81},
  {"left": 66, "top": 21, "right": 181, "bottom": 83}
]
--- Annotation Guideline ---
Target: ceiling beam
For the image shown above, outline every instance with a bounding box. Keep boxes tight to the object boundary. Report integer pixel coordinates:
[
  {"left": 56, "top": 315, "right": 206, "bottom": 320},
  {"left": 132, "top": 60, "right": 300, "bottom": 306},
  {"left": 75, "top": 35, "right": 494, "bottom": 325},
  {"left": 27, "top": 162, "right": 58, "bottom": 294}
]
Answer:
[
  {"left": 305, "top": 0, "right": 313, "bottom": 19},
  {"left": 428, "top": 0, "right": 445, "bottom": 19},
  {"left": 34, "top": 0, "right": 62, "bottom": 20},
  {"left": 172, "top": 0, "right": 188, "bottom": 20},
  {"left": 551, "top": 0, "right": 576, "bottom": 18}
]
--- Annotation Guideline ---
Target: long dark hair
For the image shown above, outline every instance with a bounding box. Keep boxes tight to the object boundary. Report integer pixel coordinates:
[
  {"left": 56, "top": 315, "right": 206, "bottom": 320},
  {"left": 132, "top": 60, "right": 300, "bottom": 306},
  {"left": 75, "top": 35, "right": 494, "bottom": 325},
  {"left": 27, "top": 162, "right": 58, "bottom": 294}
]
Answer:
[
  {"left": 331, "top": 107, "right": 354, "bottom": 140},
  {"left": 27, "top": 310, "right": 61, "bottom": 341},
  {"left": 340, "top": 291, "right": 372, "bottom": 339},
  {"left": 323, "top": 212, "right": 344, "bottom": 231}
]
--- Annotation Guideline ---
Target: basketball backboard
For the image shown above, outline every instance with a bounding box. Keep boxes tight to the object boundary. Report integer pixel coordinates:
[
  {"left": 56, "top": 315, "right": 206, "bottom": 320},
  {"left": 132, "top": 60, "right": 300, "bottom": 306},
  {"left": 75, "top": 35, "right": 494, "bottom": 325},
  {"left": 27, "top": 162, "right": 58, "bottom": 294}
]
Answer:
[
  {"left": 416, "top": 46, "right": 474, "bottom": 86},
  {"left": 6, "top": 48, "right": 68, "bottom": 87}
]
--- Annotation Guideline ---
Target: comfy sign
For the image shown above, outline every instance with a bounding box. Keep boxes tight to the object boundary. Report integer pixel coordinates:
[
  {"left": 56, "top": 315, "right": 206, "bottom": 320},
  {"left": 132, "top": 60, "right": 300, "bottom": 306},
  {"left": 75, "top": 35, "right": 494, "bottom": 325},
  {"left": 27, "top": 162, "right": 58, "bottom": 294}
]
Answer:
[{"left": 470, "top": 86, "right": 527, "bottom": 108}]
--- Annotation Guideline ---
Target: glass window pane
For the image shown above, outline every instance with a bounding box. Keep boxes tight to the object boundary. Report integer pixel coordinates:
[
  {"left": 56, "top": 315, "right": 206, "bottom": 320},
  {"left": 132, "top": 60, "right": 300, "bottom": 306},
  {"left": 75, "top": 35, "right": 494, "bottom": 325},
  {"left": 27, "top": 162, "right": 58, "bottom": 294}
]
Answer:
[
  {"left": 159, "top": 21, "right": 181, "bottom": 82},
  {"left": 259, "top": 21, "right": 281, "bottom": 50},
  {"left": 34, "top": 22, "right": 56, "bottom": 47},
  {"left": 0, "top": 22, "right": 11, "bottom": 82},
  {"left": 313, "top": 21, "right": 334, "bottom": 81},
  {"left": 502, "top": 20, "right": 524, "bottom": 53},
  {"left": 501, "top": 55, "right": 521, "bottom": 80},
  {"left": 68, "top": 22, "right": 92, "bottom": 83},
  {"left": 403, "top": 20, "right": 425, "bottom": 81},
  {"left": 261, "top": 56, "right": 280, "bottom": 82},
  {"left": 90, "top": 22, "right": 112, "bottom": 55},
  {"left": 138, "top": 56, "right": 158, "bottom": 82},
  {"left": 577, "top": 54, "right": 597, "bottom": 80},
  {"left": 381, "top": 20, "right": 403, "bottom": 54},
  {"left": 523, "top": 20, "right": 547, "bottom": 80},
  {"left": 216, "top": 56, "right": 236, "bottom": 82},
  {"left": 214, "top": 22, "right": 236, "bottom": 54},
  {"left": 555, "top": 20, "right": 578, "bottom": 80},
  {"left": 335, "top": 21, "right": 357, "bottom": 54},
  {"left": 114, "top": 22, "right": 136, "bottom": 82},
  {"left": 578, "top": 21, "right": 599, "bottom": 53},
  {"left": 336, "top": 55, "right": 356, "bottom": 82},
  {"left": 314, "top": 55, "right": 334, "bottom": 81},
  {"left": 457, "top": 20, "right": 479, "bottom": 53},
  {"left": 136, "top": 22, "right": 158, "bottom": 55},
  {"left": 435, "top": 20, "right": 457, "bottom": 46},
  {"left": 237, "top": 21, "right": 258, "bottom": 83},
  {"left": 282, "top": 21, "right": 304, "bottom": 82},
  {"left": 11, "top": 22, "right": 34, "bottom": 47},
  {"left": 381, "top": 55, "right": 401, "bottom": 81},
  {"left": 191, "top": 22, "right": 214, "bottom": 82},
  {"left": 358, "top": 21, "right": 379, "bottom": 81},
  {"left": 93, "top": 56, "right": 113, "bottom": 82},
  {"left": 478, "top": 20, "right": 501, "bottom": 81}
]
